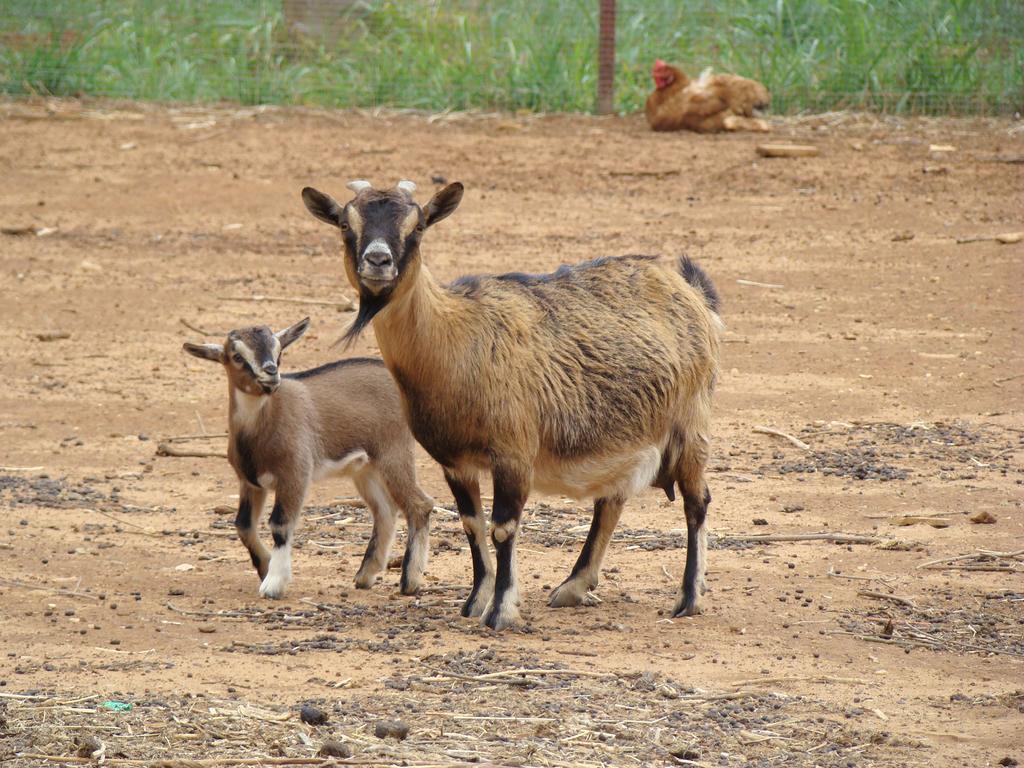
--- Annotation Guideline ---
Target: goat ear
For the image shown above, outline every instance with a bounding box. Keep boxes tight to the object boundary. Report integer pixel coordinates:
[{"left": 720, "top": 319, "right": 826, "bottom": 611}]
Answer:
[
  {"left": 423, "top": 182, "right": 464, "bottom": 228},
  {"left": 183, "top": 342, "right": 224, "bottom": 363},
  {"left": 276, "top": 317, "right": 310, "bottom": 350},
  {"left": 301, "top": 187, "right": 343, "bottom": 227}
]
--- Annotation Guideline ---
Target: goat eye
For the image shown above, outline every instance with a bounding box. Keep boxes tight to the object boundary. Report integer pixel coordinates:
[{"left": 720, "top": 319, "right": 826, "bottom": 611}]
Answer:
[
  {"left": 339, "top": 221, "right": 350, "bottom": 232},
  {"left": 415, "top": 224, "right": 424, "bottom": 233},
  {"left": 232, "top": 353, "right": 244, "bottom": 364}
]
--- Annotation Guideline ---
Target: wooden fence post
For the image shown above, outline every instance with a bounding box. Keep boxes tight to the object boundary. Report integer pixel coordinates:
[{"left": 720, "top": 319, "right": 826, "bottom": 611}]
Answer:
[{"left": 597, "top": 0, "right": 616, "bottom": 114}]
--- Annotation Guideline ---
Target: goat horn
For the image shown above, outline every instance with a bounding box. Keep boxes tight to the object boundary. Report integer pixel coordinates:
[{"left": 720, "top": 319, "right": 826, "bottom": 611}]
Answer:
[
  {"left": 346, "top": 179, "right": 372, "bottom": 193},
  {"left": 396, "top": 179, "right": 417, "bottom": 195}
]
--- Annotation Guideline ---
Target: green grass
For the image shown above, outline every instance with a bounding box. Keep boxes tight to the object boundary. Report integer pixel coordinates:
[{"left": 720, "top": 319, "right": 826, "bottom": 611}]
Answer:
[{"left": 1, "top": 0, "right": 1021, "bottom": 114}]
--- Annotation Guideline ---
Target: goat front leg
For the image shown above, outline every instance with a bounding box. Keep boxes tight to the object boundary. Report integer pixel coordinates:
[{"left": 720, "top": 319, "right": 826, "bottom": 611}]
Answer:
[
  {"left": 444, "top": 468, "right": 494, "bottom": 618},
  {"left": 549, "top": 495, "right": 624, "bottom": 608},
  {"left": 482, "top": 465, "right": 529, "bottom": 631},
  {"left": 352, "top": 469, "right": 399, "bottom": 590},
  {"left": 259, "top": 482, "right": 306, "bottom": 599},
  {"left": 235, "top": 481, "right": 270, "bottom": 581}
]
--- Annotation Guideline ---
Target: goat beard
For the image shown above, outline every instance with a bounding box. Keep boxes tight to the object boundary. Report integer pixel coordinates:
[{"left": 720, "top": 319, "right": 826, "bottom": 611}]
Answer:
[{"left": 338, "top": 287, "right": 392, "bottom": 349}]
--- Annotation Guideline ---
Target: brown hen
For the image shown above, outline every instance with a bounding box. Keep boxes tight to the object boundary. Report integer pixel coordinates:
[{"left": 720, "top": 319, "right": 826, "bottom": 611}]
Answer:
[{"left": 645, "top": 60, "right": 771, "bottom": 133}]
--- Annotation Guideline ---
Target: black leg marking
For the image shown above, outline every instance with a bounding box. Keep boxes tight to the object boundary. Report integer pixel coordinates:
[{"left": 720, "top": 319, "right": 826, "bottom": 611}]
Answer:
[
  {"left": 355, "top": 531, "right": 379, "bottom": 590},
  {"left": 676, "top": 491, "right": 708, "bottom": 617},
  {"left": 234, "top": 496, "right": 253, "bottom": 530},
  {"left": 234, "top": 493, "right": 268, "bottom": 578},
  {"left": 483, "top": 469, "right": 527, "bottom": 631},
  {"left": 399, "top": 545, "right": 413, "bottom": 594},
  {"left": 445, "top": 471, "right": 490, "bottom": 618},
  {"left": 567, "top": 497, "right": 612, "bottom": 582},
  {"left": 234, "top": 434, "right": 260, "bottom": 487},
  {"left": 269, "top": 499, "right": 285, "bottom": 529}
]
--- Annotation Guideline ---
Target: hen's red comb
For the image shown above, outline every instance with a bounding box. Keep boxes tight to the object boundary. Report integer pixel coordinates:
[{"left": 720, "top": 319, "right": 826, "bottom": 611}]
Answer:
[{"left": 653, "top": 58, "right": 667, "bottom": 70}]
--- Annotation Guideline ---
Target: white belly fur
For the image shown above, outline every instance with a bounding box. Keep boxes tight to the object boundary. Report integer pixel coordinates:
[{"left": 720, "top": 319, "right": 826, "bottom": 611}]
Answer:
[{"left": 533, "top": 444, "right": 663, "bottom": 500}]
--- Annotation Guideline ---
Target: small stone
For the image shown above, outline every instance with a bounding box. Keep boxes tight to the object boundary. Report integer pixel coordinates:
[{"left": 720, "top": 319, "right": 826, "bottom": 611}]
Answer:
[
  {"left": 374, "top": 719, "right": 410, "bottom": 740},
  {"left": 300, "top": 703, "right": 328, "bottom": 726},
  {"left": 168, "top": 587, "right": 185, "bottom": 596},
  {"left": 969, "top": 510, "right": 996, "bottom": 524},
  {"left": 998, "top": 758, "right": 1017, "bottom": 767},
  {"left": 318, "top": 740, "right": 353, "bottom": 758},
  {"left": 752, "top": 518, "right": 768, "bottom": 526},
  {"left": 198, "top": 624, "right": 216, "bottom": 634}
]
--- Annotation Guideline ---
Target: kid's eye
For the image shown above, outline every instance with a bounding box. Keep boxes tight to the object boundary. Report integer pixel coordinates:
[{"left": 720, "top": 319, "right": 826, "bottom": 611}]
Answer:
[{"left": 233, "top": 353, "right": 244, "bottom": 364}]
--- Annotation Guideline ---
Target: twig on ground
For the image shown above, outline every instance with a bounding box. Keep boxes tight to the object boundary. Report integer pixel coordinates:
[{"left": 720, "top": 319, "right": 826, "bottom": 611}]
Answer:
[
  {"left": 917, "top": 549, "right": 1023, "bottom": 570},
  {"left": 752, "top": 425, "right": 810, "bottom": 451},
  {"left": 179, "top": 318, "right": 222, "bottom": 337},
  {"left": 91, "top": 507, "right": 160, "bottom": 536},
  {"left": 0, "top": 465, "right": 44, "bottom": 471},
  {"left": 728, "top": 675, "right": 865, "bottom": 687},
  {"left": 0, "top": 577, "right": 99, "bottom": 600},
  {"left": 606, "top": 169, "right": 680, "bottom": 179},
  {"left": 164, "top": 433, "right": 229, "bottom": 443},
  {"left": 736, "top": 279, "right": 785, "bottom": 289},
  {"left": 14, "top": 756, "right": 452, "bottom": 767},
  {"left": 165, "top": 602, "right": 251, "bottom": 620},
  {"left": 993, "top": 373, "right": 1024, "bottom": 387},
  {"left": 217, "top": 294, "right": 355, "bottom": 311},
  {"left": 729, "top": 532, "right": 880, "bottom": 544},
  {"left": 857, "top": 590, "right": 916, "bottom": 608},
  {"left": 157, "top": 443, "right": 227, "bottom": 459}
]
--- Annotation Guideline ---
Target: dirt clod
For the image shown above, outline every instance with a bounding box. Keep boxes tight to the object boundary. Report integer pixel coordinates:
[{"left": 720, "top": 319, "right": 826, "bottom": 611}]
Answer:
[
  {"left": 300, "top": 704, "right": 328, "bottom": 726},
  {"left": 75, "top": 735, "right": 102, "bottom": 758},
  {"left": 374, "top": 719, "right": 410, "bottom": 740},
  {"left": 318, "top": 740, "right": 353, "bottom": 758}
]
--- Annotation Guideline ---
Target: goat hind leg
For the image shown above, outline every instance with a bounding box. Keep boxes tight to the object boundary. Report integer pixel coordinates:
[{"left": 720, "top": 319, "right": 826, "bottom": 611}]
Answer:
[
  {"left": 549, "top": 495, "right": 624, "bottom": 608},
  {"left": 672, "top": 422, "right": 711, "bottom": 616},
  {"left": 394, "top": 480, "right": 434, "bottom": 595},
  {"left": 353, "top": 470, "right": 399, "bottom": 590}
]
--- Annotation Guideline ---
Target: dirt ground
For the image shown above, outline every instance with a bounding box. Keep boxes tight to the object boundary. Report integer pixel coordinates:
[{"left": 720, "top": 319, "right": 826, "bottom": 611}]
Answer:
[{"left": 0, "top": 99, "right": 1022, "bottom": 768}]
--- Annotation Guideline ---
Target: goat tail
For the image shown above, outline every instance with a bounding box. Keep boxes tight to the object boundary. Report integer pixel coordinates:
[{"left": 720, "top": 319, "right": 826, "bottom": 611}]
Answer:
[{"left": 677, "top": 255, "right": 721, "bottom": 316}]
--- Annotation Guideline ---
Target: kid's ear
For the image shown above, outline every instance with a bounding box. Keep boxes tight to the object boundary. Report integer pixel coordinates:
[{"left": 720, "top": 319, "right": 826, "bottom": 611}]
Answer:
[
  {"left": 183, "top": 342, "right": 225, "bottom": 363},
  {"left": 423, "top": 182, "right": 463, "bottom": 227},
  {"left": 276, "top": 317, "right": 310, "bottom": 350}
]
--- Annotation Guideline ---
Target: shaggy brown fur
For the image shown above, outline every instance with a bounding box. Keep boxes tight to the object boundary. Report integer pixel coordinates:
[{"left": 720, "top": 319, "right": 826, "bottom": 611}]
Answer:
[
  {"left": 184, "top": 318, "right": 434, "bottom": 599},
  {"left": 302, "top": 181, "right": 721, "bottom": 631},
  {"left": 646, "top": 61, "right": 770, "bottom": 134}
]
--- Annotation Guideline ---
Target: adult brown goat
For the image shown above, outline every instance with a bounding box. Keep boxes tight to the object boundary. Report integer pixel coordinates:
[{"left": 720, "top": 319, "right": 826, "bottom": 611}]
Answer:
[{"left": 302, "top": 179, "right": 722, "bottom": 630}]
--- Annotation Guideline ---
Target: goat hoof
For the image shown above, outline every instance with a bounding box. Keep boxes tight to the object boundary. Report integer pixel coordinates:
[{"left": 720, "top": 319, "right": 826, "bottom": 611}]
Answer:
[
  {"left": 672, "top": 600, "right": 702, "bottom": 618},
  {"left": 548, "top": 579, "right": 598, "bottom": 608},
  {"left": 258, "top": 582, "right": 288, "bottom": 600},
  {"left": 461, "top": 594, "right": 486, "bottom": 618},
  {"left": 353, "top": 568, "right": 380, "bottom": 590},
  {"left": 399, "top": 578, "right": 422, "bottom": 596},
  {"left": 482, "top": 605, "right": 519, "bottom": 631}
]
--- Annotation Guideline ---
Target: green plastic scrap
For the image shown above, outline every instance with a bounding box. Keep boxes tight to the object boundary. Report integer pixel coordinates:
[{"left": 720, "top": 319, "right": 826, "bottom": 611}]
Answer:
[{"left": 102, "top": 701, "right": 132, "bottom": 712}]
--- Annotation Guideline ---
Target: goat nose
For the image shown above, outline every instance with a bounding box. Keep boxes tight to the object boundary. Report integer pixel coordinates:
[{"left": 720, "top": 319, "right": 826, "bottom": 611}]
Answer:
[
  {"left": 365, "top": 250, "right": 392, "bottom": 267},
  {"left": 263, "top": 363, "right": 278, "bottom": 375}
]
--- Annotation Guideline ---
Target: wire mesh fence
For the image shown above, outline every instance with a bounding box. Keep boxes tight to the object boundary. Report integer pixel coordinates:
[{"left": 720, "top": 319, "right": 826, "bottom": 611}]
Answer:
[{"left": 1, "top": 0, "right": 1021, "bottom": 115}]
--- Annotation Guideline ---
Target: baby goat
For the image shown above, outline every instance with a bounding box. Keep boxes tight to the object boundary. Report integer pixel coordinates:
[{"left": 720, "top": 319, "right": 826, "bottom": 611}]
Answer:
[
  {"left": 302, "top": 180, "right": 722, "bottom": 630},
  {"left": 183, "top": 317, "right": 434, "bottom": 599}
]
